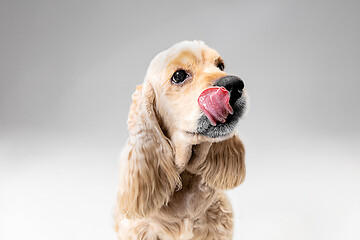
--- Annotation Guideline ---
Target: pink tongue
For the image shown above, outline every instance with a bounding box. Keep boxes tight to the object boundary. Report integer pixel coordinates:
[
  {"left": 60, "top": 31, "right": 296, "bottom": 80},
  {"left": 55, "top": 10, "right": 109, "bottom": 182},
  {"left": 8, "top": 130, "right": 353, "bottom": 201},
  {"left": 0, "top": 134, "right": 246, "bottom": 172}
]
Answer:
[{"left": 198, "top": 87, "right": 233, "bottom": 126}]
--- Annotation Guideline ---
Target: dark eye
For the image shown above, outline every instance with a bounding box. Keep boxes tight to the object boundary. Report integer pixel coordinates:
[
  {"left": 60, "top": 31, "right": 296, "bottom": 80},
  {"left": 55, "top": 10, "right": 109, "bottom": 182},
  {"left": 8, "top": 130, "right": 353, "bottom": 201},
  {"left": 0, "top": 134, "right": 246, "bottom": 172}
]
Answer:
[
  {"left": 171, "top": 70, "right": 189, "bottom": 84},
  {"left": 217, "top": 62, "right": 225, "bottom": 71}
]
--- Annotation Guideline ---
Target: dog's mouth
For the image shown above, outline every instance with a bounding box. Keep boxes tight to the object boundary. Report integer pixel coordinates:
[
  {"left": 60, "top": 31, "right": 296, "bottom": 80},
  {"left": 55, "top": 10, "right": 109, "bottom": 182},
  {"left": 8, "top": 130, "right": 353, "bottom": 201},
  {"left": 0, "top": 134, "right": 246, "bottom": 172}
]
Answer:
[
  {"left": 198, "top": 87, "right": 233, "bottom": 126},
  {"left": 195, "top": 86, "right": 246, "bottom": 138}
]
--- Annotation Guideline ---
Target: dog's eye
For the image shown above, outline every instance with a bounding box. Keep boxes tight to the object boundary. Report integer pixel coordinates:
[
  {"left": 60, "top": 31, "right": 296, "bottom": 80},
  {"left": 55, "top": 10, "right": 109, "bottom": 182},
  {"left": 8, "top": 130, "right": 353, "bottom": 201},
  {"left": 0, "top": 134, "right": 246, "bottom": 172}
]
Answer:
[
  {"left": 217, "top": 62, "right": 225, "bottom": 71},
  {"left": 171, "top": 70, "right": 189, "bottom": 84}
]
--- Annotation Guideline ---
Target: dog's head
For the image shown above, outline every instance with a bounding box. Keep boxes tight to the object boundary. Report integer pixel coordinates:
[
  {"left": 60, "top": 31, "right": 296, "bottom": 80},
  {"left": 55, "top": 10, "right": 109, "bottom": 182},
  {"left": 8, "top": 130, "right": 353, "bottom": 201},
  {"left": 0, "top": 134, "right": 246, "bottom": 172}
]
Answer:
[
  {"left": 146, "top": 40, "right": 247, "bottom": 142},
  {"left": 116, "top": 41, "right": 247, "bottom": 220}
]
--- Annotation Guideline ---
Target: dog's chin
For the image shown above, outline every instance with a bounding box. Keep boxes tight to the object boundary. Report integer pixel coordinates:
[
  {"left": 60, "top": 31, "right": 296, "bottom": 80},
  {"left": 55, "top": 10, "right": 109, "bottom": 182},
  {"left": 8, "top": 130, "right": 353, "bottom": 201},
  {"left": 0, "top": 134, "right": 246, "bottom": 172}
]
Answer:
[{"left": 196, "top": 97, "right": 246, "bottom": 139}]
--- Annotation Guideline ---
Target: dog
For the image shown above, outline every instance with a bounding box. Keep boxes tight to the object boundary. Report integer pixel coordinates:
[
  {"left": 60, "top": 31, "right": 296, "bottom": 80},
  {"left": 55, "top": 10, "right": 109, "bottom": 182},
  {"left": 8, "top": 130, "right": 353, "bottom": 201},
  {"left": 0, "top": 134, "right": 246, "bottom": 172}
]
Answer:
[{"left": 115, "top": 40, "right": 248, "bottom": 239}]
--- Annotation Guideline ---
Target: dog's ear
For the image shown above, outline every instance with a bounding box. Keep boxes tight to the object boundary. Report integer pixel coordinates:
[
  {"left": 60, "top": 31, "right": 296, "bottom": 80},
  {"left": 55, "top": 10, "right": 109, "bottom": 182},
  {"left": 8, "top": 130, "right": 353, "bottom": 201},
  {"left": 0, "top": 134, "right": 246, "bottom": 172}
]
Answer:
[
  {"left": 189, "top": 135, "right": 245, "bottom": 189},
  {"left": 116, "top": 83, "right": 181, "bottom": 219}
]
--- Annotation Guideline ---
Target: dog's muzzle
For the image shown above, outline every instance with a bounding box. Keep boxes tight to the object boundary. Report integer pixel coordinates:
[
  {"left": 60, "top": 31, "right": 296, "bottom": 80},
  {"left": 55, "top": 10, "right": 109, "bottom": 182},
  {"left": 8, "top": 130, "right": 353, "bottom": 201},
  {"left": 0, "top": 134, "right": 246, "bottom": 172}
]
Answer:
[{"left": 196, "top": 75, "right": 246, "bottom": 138}]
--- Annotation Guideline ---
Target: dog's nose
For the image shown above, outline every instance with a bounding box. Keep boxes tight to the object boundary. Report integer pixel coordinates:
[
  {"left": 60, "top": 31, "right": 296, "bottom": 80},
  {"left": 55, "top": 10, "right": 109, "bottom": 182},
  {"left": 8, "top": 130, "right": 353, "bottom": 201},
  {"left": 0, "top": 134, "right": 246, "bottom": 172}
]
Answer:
[{"left": 214, "top": 76, "right": 244, "bottom": 105}]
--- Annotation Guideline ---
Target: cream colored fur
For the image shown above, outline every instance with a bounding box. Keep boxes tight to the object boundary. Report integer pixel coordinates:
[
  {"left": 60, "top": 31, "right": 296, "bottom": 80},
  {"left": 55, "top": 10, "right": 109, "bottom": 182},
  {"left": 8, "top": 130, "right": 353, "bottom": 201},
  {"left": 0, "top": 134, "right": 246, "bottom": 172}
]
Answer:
[{"left": 115, "top": 41, "right": 246, "bottom": 239}]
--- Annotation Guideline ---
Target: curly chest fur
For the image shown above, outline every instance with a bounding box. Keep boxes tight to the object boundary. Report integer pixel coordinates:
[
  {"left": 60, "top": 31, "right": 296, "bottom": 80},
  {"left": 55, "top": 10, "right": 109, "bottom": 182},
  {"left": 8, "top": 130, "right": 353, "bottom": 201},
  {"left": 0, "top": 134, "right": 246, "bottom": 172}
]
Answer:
[
  {"left": 153, "top": 172, "right": 233, "bottom": 240},
  {"left": 117, "top": 172, "right": 234, "bottom": 240}
]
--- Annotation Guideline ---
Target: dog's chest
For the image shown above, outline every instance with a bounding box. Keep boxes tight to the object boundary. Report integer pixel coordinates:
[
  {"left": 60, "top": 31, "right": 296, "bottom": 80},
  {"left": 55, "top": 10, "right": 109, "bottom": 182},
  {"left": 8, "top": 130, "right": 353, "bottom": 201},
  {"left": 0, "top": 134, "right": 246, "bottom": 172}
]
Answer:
[
  {"left": 168, "top": 172, "right": 216, "bottom": 215},
  {"left": 154, "top": 172, "right": 217, "bottom": 239}
]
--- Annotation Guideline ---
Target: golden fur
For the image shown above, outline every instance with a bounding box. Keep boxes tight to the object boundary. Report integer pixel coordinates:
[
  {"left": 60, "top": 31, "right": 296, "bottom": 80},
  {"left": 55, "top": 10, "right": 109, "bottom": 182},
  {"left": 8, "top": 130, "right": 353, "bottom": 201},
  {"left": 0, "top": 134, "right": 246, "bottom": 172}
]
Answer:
[{"left": 115, "top": 41, "right": 246, "bottom": 239}]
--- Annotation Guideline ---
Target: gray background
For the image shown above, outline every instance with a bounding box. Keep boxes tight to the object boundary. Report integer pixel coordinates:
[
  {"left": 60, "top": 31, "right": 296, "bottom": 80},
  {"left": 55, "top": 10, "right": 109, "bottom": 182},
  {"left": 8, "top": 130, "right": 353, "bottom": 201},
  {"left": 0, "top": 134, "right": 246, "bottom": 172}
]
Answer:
[{"left": 1, "top": 0, "right": 359, "bottom": 239}]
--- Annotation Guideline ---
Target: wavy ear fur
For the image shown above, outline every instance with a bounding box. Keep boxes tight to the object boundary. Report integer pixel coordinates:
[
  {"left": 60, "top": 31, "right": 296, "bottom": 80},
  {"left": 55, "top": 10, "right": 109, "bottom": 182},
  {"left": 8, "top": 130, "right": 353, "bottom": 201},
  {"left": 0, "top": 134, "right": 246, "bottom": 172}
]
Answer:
[
  {"left": 116, "top": 83, "right": 181, "bottom": 219},
  {"left": 190, "top": 135, "right": 246, "bottom": 189}
]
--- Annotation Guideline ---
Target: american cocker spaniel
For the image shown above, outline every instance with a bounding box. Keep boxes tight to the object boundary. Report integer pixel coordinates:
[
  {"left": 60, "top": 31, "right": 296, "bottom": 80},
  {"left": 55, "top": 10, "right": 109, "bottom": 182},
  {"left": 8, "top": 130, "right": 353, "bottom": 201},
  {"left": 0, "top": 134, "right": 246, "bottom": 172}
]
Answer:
[{"left": 115, "top": 40, "right": 248, "bottom": 239}]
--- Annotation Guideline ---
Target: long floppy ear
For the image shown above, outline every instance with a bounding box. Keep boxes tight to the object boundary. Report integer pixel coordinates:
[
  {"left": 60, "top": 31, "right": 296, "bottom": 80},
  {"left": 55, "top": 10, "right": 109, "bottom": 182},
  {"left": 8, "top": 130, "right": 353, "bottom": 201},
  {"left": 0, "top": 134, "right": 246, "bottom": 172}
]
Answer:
[
  {"left": 116, "top": 83, "right": 181, "bottom": 219},
  {"left": 189, "top": 135, "right": 245, "bottom": 189}
]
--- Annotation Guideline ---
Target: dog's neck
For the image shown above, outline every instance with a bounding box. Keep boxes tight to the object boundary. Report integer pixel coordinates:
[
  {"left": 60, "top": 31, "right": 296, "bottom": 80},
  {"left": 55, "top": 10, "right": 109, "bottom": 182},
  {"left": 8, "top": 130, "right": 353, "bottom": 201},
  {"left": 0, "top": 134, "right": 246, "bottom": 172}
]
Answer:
[{"left": 154, "top": 104, "right": 216, "bottom": 179}]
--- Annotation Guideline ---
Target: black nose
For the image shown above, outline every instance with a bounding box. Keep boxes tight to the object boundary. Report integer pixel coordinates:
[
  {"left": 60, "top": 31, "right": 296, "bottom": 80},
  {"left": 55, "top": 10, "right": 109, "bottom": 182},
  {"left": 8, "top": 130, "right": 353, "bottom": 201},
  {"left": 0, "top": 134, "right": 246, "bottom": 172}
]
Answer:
[{"left": 214, "top": 75, "right": 244, "bottom": 105}]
